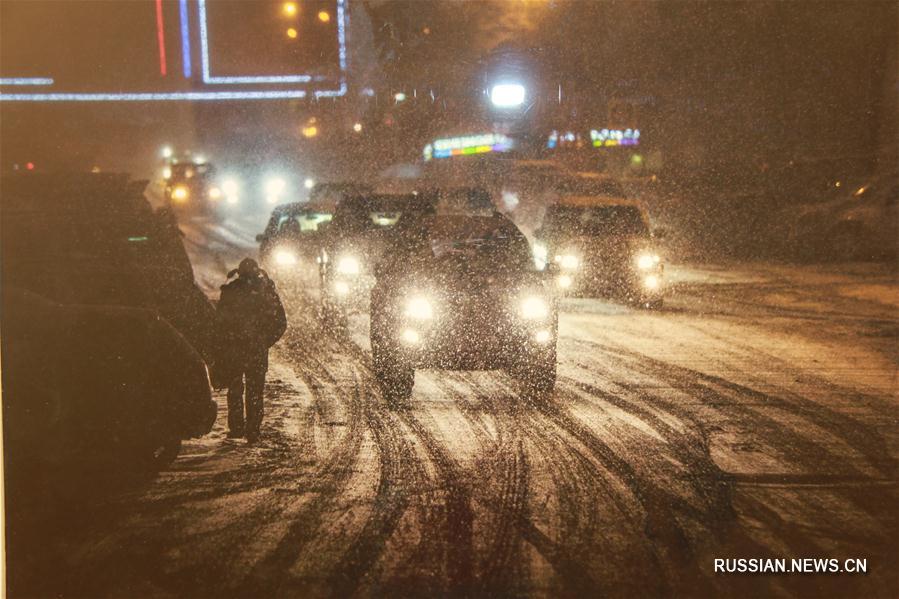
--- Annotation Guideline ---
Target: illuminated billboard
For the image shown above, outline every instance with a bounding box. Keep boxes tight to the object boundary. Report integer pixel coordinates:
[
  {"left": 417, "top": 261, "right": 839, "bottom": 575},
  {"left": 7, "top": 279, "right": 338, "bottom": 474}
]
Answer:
[
  {"left": 423, "top": 134, "right": 514, "bottom": 161},
  {"left": 590, "top": 128, "right": 640, "bottom": 147},
  {"left": 0, "top": 0, "right": 346, "bottom": 102}
]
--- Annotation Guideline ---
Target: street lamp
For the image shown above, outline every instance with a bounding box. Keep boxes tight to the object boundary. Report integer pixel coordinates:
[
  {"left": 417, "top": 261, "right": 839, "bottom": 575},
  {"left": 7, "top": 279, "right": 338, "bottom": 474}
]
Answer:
[
  {"left": 161, "top": 145, "right": 173, "bottom": 158},
  {"left": 490, "top": 83, "right": 525, "bottom": 108},
  {"left": 304, "top": 178, "right": 315, "bottom": 190},
  {"left": 282, "top": 2, "right": 297, "bottom": 16}
]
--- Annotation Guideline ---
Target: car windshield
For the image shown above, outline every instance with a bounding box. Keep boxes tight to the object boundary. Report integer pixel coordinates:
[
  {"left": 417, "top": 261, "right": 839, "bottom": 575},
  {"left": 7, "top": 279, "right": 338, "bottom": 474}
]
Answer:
[
  {"left": 545, "top": 205, "right": 648, "bottom": 237},
  {"left": 277, "top": 212, "right": 331, "bottom": 233},
  {"left": 400, "top": 215, "right": 534, "bottom": 276}
]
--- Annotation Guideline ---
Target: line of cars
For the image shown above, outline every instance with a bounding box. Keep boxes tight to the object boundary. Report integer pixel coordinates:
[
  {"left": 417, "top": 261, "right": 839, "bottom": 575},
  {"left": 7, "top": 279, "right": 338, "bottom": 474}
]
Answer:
[{"left": 256, "top": 178, "right": 667, "bottom": 400}]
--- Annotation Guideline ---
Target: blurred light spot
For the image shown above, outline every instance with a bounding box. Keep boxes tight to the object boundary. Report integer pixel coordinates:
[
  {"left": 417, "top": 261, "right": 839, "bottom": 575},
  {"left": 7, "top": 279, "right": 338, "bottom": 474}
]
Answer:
[
  {"left": 353, "top": 122, "right": 363, "bottom": 132},
  {"left": 282, "top": 2, "right": 297, "bottom": 16},
  {"left": 26, "top": 162, "right": 34, "bottom": 171},
  {"left": 534, "top": 330, "right": 552, "bottom": 344},
  {"left": 501, "top": 190, "right": 519, "bottom": 210},
  {"left": 644, "top": 274, "right": 660, "bottom": 290},
  {"left": 91, "top": 166, "right": 101, "bottom": 173},
  {"left": 318, "top": 10, "right": 330, "bottom": 22},
  {"left": 394, "top": 92, "right": 406, "bottom": 102},
  {"left": 275, "top": 249, "right": 297, "bottom": 265},
  {"left": 401, "top": 328, "right": 420, "bottom": 344},
  {"left": 302, "top": 125, "right": 318, "bottom": 138},
  {"left": 287, "top": 27, "right": 298, "bottom": 39},
  {"left": 557, "top": 274, "right": 573, "bottom": 289},
  {"left": 490, "top": 83, "right": 525, "bottom": 108},
  {"left": 835, "top": 181, "right": 841, "bottom": 188},
  {"left": 161, "top": 145, "right": 173, "bottom": 158},
  {"left": 171, "top": 185, "right": 189, "bottom": 201},
  {"left": 854, "top": 185, "right": 867, "bottom": 197},
  {"left": 304, "top": 177, "right": 315, "bottom": 189}
]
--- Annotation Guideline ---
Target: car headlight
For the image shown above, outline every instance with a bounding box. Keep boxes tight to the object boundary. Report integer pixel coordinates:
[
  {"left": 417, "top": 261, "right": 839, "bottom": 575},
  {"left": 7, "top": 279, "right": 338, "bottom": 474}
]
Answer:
[
  {"left": 274, "top": 249, "right": 297, "bottom": 266},
  {"left": 333, "top": 280, "right": 350, "bottom": 295},
  {"left": 404, "top": 295, "right": 434, "bottom": 320},
  {"left": 520, "top": 295, "right": 549, "bottom": 319},
  {"left": 556, "top": 254, "right": 579, "bottom": 270},
  {"left": 636, "top": 253, "right": 661, "bottom": 270},
  {"left": 337, "top": 256, "right": 360, "bottom": 275},
  {"left": 171, "top": 185, "right": 189, "bottom": 201}
]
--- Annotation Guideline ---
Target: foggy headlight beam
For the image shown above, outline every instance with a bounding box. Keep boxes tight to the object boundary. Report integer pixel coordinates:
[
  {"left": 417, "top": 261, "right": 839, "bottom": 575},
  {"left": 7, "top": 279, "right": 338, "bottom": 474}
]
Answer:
[
  {"left": 336, "top": 256, "right": 360, "bottom": 275},
  {"left": 557, "top": 254, "right": 579, "bottom": 270},
  {"left": 171, "top": 185, "right": 189, "bottom": 201},
  {"left": 636, "top": 253, "right": 660, "bottom": 270},
  {"left": 405, "top": 296, "right": 434, "bottom": 320},
  {"left": 274, "top": 250, "right": 297, "bottom": 266},
  {"left": 520, "top": 295, "right": 549, "bottom": 319}
]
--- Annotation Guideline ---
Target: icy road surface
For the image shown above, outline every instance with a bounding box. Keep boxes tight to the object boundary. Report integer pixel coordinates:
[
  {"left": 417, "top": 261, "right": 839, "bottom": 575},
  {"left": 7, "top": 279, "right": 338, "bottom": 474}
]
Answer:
[{"left": 15, "top": 217, "right": 898, "bottom": 598}]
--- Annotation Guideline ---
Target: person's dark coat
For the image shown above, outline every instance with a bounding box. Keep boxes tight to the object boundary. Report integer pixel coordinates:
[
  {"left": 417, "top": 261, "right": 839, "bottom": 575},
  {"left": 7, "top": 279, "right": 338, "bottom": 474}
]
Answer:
[{"left": 212, "top": 270, "right": 286, "bottom": 388}]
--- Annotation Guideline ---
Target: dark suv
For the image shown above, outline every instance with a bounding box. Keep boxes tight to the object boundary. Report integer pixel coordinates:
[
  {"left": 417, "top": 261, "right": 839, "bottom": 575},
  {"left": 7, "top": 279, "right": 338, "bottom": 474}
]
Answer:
[{"left": 370, "top": 212, "right": 558, "bottom": 400}]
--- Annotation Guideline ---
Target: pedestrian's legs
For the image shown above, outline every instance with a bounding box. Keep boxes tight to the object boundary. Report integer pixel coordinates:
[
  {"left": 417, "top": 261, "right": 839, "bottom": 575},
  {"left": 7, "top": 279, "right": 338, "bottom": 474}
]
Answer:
[
  {"left": 244, "top": 364, "right": 266, "bottom": 441},
  {"left": 226, "top": 373, "right": 246, "bottom": 436}
]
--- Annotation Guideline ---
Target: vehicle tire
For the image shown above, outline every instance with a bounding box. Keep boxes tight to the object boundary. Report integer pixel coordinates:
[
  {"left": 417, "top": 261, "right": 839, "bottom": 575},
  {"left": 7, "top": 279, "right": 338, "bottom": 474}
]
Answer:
[
  {"left": 133, "top": 436, "right": 182, "bottom": 473},
  {"left": 151, "top": 438, "right": 182, "bottom": 469},
  {"left": 371, "top": 333, "right": 413, "bottom": 402}
]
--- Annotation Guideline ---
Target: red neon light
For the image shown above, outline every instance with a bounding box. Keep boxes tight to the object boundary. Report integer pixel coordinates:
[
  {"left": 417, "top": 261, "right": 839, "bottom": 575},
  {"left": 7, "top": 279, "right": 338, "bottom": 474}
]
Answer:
[{"left": 155, "top": 0, "right": 167, "bottom": 76}]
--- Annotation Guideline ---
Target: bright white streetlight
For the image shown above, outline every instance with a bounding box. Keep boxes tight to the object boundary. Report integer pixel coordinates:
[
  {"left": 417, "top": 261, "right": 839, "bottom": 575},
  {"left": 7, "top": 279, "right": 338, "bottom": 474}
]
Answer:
[
  {"left": 353, "top": 122, "right": 363, "bottom": 133},
  {"left": 161, "top": 145, "right": 173, "bottom": 158},
  {"left": 490, "top": 83, "right": 525, "bottom": 108},
  {"left": 304, "top": 178, "right": 315, "bottom": 189}
]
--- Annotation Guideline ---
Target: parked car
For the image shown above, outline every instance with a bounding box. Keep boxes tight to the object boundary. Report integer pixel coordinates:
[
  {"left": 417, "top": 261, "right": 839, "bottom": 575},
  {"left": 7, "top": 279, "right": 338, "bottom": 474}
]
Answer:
[{"left": 1, "top": 173, "right": 217, "bottom": 473}]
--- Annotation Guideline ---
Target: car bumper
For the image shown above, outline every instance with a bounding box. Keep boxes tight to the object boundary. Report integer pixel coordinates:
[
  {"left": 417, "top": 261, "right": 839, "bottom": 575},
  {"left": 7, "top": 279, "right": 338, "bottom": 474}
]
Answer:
[{"left": 396, "top": 321, "right": 556, "bottom": 370}]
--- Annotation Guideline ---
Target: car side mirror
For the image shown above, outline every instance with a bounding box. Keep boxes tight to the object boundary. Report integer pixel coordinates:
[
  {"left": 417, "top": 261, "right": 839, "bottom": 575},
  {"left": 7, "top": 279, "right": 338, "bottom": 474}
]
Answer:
[{"left": 255, "top": 233, "right": 266, "bottom": 242}]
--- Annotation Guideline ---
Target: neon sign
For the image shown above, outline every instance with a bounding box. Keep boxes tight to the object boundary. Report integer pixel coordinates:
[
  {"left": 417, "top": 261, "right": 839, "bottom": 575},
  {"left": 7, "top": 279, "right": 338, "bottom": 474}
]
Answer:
[
  {"left": 0, "top": 0, "right": 347, "bottom": 102},
  {"left": 423, "top": 134, "right": 514, "bottom": 161},
  {"left": 590, "top": 129, "right": 640, "bottom": 147}
]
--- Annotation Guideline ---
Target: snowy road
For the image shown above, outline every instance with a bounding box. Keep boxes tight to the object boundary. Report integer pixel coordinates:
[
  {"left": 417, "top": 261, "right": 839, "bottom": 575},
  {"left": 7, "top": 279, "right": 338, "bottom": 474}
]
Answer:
[{"left": 13, "top": 218, "right": 898, "bottom": 598}]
